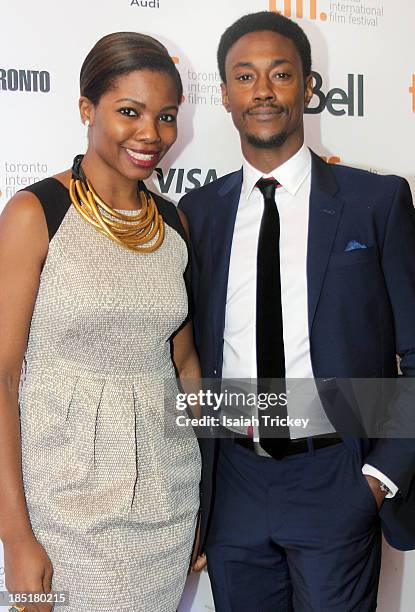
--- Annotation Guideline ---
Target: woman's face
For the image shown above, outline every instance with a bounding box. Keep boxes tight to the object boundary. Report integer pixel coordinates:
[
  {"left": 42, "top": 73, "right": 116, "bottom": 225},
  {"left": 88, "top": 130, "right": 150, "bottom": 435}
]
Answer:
[{"left": 82, "top": 69, "right": 179, "bottom": 181}]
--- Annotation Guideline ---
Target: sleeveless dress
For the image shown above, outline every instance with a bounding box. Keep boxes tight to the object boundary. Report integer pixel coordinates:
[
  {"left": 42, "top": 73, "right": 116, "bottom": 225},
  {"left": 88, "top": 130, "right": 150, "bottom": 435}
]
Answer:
[{"left": 19, "top": 178, "right": 201, "bottom": 611}]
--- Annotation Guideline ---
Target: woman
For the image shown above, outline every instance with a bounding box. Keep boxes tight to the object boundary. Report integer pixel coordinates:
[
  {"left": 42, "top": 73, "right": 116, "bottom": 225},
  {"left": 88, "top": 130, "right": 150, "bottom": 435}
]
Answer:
[{"left": 0, "top": 32, "right": 201, "bottom": 611}]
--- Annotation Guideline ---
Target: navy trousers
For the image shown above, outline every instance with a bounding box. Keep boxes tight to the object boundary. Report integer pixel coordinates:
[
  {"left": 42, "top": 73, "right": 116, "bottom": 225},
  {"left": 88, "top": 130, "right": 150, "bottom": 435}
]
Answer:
[{"left": 206, "top": 439, "right": 381, "bottom": 611}]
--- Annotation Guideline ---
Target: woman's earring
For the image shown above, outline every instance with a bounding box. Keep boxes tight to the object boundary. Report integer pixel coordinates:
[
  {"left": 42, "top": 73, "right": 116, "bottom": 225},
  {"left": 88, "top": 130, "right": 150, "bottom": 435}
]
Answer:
[{"left": 84, "top": 119, "right": 90, "bottom": 127}]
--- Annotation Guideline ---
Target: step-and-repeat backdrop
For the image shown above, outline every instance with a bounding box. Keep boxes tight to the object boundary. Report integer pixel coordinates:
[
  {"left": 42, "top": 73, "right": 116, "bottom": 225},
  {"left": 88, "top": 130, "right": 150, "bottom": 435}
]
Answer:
[{"left": 1, "top": 1, "right": 414, "bottom": 610}]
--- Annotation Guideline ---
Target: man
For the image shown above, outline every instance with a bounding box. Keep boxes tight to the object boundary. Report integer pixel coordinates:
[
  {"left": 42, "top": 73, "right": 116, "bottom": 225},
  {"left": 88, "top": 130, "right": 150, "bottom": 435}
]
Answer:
[{"left": 179, "top": 11, "right": 415, "bottom": 611}]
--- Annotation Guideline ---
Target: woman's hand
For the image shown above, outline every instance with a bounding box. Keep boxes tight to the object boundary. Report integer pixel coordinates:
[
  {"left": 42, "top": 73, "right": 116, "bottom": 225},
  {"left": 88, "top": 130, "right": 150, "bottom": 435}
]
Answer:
[
  {"left": 4, "top": 535, "right": 54, "bottom": 612},
  {"left": 191, "top": 551, "right": 207, "bottom": 572},
  {"left": 189, "top": 523, "right": 207, "bottom": 573}
]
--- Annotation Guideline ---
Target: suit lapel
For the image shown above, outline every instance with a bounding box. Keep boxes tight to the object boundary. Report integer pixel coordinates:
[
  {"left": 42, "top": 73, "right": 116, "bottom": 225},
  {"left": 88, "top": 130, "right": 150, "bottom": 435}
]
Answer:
[
  {"left": 211, "top": 169, "right": 243, "bottom": 348},
  {"left": 307, "top": 152, "right": 344, "bottom": 332}
]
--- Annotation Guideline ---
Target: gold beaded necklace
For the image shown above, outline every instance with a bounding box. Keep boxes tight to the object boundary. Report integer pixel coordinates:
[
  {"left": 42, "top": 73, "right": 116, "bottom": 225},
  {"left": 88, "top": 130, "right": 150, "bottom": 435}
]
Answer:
[{"left": 69, "top": 155, "right": 164, "bottom": 253}]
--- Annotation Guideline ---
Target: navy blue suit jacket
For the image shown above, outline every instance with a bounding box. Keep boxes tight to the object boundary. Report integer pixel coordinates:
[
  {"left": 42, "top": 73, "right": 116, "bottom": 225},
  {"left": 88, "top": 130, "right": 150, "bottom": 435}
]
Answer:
[{"left": 179, "top": 150, "right": 415, "bottom": 551}]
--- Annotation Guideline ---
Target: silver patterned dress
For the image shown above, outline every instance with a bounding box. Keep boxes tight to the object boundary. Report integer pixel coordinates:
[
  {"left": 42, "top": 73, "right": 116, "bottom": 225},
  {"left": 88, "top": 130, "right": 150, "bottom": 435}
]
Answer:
[{"left": 19, "top": 178, "right": 201, "bottom": 611}]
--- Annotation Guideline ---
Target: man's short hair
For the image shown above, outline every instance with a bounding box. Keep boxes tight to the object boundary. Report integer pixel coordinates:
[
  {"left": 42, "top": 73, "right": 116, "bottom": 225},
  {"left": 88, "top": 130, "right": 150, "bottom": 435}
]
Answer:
[{"left": 217, "top": 11, "right": 312, "bottom": 83}]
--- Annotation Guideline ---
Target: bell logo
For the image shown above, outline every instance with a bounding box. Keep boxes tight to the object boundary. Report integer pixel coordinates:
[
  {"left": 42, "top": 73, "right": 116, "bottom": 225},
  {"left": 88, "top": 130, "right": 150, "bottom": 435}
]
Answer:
[
  {"left": 410, "top": 74, "right": 415, "bottom": 113},
  {"left": 269, "top": 0, "right": 327, "bottom": 21},
  {"left": 305, "top": 71, "right": 364, "bottom": 116}
]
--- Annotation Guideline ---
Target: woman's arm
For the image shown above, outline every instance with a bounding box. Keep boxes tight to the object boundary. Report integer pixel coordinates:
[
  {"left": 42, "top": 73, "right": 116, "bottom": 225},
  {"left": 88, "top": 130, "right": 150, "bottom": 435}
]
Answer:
[
  {"left": 0, "top": 191, "right": 54, "bottom": 607},
  {"left": 172, "top": 208, "right": 202, "bottom": 404},
  {"left": 171, "top": 209, "right": 207, "bottom": 573},
  {"left": 171, "top": 319, "right": 201, "bottom": 380}
]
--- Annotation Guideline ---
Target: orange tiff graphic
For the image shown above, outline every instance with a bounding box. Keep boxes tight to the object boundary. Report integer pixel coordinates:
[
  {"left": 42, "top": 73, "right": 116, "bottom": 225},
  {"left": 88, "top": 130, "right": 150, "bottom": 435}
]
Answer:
[
  {"left": 410, "top": 74, "right": 415, "bottom": 113},
  {"left": 269, "top": 0, "right": 327, "bottom": 21},
  {"left": 321, "top": 156, "right": 341, "bottom": 165}
]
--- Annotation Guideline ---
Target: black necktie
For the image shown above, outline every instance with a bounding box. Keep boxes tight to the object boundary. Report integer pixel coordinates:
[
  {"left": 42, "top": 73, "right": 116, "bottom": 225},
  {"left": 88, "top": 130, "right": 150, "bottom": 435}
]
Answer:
[{"left": 256, "top": 178, "right": 290, "bottom": 458}]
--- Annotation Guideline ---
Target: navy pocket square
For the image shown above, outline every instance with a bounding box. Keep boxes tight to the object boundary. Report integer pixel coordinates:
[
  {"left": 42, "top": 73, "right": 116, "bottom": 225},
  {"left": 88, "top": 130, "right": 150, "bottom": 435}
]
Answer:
[{"left": 344, "top": 240, "right": 367, "bottom": 252}]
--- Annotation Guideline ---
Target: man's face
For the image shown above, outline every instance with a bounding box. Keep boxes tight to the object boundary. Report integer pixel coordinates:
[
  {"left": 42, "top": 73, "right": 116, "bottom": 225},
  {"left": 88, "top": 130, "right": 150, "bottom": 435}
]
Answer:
[{"left": 221, "top": 30, "right": 313, "bottom": 156}]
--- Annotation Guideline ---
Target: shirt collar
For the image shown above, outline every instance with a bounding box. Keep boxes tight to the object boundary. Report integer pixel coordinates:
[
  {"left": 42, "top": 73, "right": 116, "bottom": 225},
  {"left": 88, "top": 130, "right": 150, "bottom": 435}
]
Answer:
[{"left": 242, "top": 144, "right": 311, "bottom": 199}]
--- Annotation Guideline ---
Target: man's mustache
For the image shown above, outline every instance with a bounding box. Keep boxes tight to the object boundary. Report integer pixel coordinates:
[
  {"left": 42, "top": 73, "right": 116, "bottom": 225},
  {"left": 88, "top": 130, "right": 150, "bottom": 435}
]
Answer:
[{"left": 243, "top": 104, "right": 288, "bottom": 119}]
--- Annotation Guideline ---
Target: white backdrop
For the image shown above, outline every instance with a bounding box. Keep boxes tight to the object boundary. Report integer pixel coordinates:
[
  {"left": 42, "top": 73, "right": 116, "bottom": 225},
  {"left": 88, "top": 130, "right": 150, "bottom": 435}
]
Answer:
[{"left": 0, "top": 1, "right": 414, "bottom": 610}]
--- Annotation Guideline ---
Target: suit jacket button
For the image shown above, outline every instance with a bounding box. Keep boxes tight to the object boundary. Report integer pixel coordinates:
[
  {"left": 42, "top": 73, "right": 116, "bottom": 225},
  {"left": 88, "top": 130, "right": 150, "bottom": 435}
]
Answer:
[{"left": 213, "top": 369, "right": 217, "bottom": 375}]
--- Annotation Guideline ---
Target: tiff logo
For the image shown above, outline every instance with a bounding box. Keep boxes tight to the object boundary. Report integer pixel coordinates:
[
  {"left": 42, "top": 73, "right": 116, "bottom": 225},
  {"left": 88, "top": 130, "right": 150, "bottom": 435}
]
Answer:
[
  {"left": 410, "top": 75, "right": 415, "bottom": 113},
  {"left": 269, "top": 0, "right": 327, "bottom": 21}
]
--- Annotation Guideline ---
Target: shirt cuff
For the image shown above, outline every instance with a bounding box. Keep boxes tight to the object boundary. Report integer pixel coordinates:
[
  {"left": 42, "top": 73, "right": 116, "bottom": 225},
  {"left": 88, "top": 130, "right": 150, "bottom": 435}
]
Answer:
[{"left": 362, "top": 464, "right": 399, "bottom": 498}]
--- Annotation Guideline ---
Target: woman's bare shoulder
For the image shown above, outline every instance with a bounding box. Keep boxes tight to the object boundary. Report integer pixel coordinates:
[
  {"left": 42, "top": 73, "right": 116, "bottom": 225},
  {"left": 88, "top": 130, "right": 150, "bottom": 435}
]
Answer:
[
  {"left": 0, "top": 188, "right": 49, "bottom": 259},
  {"left": 1, "top": 189, "right": 46, "bottom": 226},
  {"left": 52, "top": 170, "right": 71, "bottom": 190}
]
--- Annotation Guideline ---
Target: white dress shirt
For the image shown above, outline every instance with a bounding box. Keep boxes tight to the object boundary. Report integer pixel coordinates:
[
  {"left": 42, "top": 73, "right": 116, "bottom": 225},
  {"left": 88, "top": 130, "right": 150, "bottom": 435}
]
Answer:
[{"left": 222, "top": 144, "right": 397, "bottom": 497}]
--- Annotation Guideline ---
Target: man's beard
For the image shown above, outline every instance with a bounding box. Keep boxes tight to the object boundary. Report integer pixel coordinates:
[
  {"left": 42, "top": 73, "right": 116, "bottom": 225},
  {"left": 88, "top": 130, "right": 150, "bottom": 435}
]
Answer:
[{"left": 246, "top": 131, "right": 288, "bottom": 149}]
